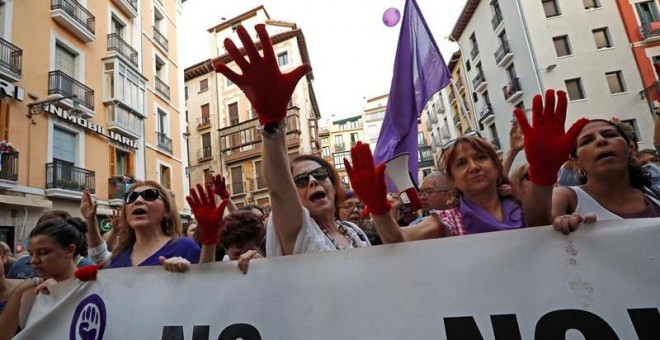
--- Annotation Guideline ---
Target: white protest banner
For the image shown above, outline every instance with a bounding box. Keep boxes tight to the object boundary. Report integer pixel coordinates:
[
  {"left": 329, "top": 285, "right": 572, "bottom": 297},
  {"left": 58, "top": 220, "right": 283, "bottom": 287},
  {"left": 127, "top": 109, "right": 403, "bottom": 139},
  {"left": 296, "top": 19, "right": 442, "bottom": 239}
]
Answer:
[{"left": 14, "top": 219, "right": 660, "bottom": 340}]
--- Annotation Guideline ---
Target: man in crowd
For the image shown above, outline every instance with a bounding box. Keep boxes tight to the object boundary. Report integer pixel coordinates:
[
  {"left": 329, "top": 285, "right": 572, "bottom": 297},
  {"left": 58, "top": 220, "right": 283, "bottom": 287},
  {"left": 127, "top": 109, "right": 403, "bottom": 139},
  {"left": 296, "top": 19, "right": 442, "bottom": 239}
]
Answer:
[{"left": 409, "top": 172, "right": 455, "bottom": 225}]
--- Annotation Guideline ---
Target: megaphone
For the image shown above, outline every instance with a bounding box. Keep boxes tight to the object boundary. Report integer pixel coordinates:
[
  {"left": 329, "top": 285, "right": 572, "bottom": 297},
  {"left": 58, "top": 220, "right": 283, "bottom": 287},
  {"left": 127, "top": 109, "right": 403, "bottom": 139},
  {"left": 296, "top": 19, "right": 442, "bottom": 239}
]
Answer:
[{"left": 384, "top": 152, "right": 422, "bottom": 211}]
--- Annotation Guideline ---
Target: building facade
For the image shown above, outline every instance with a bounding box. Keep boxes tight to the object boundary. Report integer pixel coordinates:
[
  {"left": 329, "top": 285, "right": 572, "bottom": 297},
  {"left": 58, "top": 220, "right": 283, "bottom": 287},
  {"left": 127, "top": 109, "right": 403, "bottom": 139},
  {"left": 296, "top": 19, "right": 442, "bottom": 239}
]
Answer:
[
  {"left": 0, "top": 0, "right": 186, "bottom": 248},
  {"left": 184, "top": 6, "right": 320, "bottom": 209},
  {"left": 450, "top": 0, "right": 654, "bottom": 156},
  {"left": 446, "top": 50, "right": 478, "bottom": 139},
  {"left": 327, "top": 115, "right": 365, "bottom": 188},
  {"left": 615, "top": 0, "right": 660, "bottom": 115}
]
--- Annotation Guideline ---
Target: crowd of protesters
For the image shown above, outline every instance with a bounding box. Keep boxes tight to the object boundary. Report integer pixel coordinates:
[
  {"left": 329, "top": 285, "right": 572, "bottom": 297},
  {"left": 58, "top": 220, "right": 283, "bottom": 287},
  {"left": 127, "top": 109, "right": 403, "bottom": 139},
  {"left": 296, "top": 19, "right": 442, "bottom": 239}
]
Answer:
[{"left": 2, "top": 23, "right": 660, "bottom": 338}]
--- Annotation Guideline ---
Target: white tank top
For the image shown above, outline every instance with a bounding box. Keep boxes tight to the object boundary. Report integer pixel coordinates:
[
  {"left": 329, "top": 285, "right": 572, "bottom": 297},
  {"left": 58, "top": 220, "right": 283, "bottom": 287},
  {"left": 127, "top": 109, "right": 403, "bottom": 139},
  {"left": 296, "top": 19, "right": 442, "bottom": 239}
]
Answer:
[{"left": 571, "top": 186, "right": 660, "bottom": 221}]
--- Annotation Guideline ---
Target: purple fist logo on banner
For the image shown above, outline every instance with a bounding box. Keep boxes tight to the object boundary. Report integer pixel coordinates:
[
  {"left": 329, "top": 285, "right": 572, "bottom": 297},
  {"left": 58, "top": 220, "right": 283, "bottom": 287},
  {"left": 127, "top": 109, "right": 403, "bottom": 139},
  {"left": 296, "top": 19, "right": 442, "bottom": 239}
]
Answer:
[{"left": 69, "top": 294, "right": 107, "bottom": 340}]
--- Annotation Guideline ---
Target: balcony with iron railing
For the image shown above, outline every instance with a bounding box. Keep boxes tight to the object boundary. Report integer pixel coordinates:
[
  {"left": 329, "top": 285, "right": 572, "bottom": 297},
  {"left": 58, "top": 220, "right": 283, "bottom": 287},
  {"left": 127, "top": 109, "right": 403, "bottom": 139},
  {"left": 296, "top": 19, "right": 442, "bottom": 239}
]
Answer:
[
  {"left": 472, "top": 73, "right": 487, "bottom": 92},
  {"left": 502, "top": 77, "right": 522, "bottom": 103},
  {"left": 50, "top": 0, "right": 96, "bottom": 42},
  {"left": 219, "top": 109, "right": 302, "bottom": 163},
  {"left": 155, "top": 76, "right": 170, "bottom": 100},
  {"left": 153, "top": 26, "right": 169, "bottom": 52},
  {"left": 491, "top": 10, "right": 503, "bottom": 31},
  {"left": 46, "top": 160, "right": 95, "bottom": 195},
  {"left": 0, "top": 38, "right": 22, "bottom": 81},
  {"left": 478, "top": 103, "right": 494, "bottom": 122},
  {"left": 107, "top": 33, "right": 138, "bottom": 67},
  {"left": 198, "top": 146, "right": 212, "bottom": 162},
  {"left": 335, "top": 143, "right": 346, "bottom": 151},
  {"left": 107, "top": 176, "right": 129, "bottom": 203},
  {"left": 428, "top": 111, "right": 439, "bottom": 124},
  {"left": 0, "top": 152, "right": 19, "bottom": 182},
  {"left": 156, "top": 132, "right": 172, "bottom": 153},
  {"left": 419, "top": 145, "right": 434, "bottom": 167},
  {"left": 494, "top": 40, "right": 513, "bottom": 67},
  {"left": 111, "top": 0, "right": 138, "bottom": 18},
  {"left": 48, "top": 70, "right": 94, "bottom": 110},
  {"left": 470, "top": 45, "right": 480, "bottom": 60},
  {"left": 640, "top": 21, "right": 660, "bottom": 41},
  {"left": 197, "top": 115, "right": 212, "bottom": 130}
]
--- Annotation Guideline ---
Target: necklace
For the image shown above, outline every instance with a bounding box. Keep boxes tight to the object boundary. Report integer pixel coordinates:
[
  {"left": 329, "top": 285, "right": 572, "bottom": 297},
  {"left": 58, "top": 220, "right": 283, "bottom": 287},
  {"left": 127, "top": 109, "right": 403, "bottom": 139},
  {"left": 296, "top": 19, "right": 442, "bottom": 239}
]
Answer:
[{"left": 322, "top": 222, "right": 361, "bottom": 250}]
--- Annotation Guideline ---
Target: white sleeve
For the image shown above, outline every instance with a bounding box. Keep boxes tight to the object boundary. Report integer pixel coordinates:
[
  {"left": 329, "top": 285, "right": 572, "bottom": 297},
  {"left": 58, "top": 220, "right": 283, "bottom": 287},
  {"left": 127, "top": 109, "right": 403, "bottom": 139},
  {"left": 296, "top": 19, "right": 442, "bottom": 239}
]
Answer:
[
  {"left": 87, "top": 241, "right": 112, "bottom": 266},
  {"left": 266, "top": 207, "right": 332, "bottom": 257}
]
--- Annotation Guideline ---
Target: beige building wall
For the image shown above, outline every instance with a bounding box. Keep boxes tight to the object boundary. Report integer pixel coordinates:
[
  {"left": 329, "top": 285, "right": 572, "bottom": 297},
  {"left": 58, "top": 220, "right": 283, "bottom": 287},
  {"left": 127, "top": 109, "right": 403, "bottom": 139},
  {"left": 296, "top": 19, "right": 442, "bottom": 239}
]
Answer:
[
  {"left": 328, "top": 115, "right": 365, "bottom": 188},
  {"left": 0, "top": 0, "right": 186, "bottom": 249}
]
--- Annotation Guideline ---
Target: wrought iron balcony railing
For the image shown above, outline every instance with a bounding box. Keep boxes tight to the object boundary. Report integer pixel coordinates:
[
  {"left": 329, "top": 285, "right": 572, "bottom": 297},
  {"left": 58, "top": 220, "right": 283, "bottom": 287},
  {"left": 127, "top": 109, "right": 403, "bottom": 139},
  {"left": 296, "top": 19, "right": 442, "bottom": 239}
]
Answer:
[
  {"left": 503, "top": 77, "right": 522, "bottom": 101},
  {"left": 0, "top": 151, "right": 18, "bottom": 182},
  {"left": 107, "top": 33, "right": 138, "bottom": 67},
  {"left": 334, "top": 143, "right": 346, "bottom": 151},
  {"left": 640, "top": 22, "right": 660, "bottom": 40},
  {"left": 153, "top": 26, "right": 169, "bottom": 51},
  {"left": 494, "top": 40, "right": 512, "bottom": 64},
  {"left": 491, "top": 11, "right": 503, "bottom": 30},
  {"left": 197, "top": 115, "right": 211, "bottom": 128},
  {"left": 198, "top": 146, "right": 212, "bottom": 161},
  {"left": 478, "top": 103, "right": 494, "bottom": 121},
  {"left": 155, "top": 76, "right": 170, "bottom": 100},
  {"left": 156, "top": 132, "right": 172, "bottom": 153},
  {"left": 48, "top": 70, "right": 94, "bottom": 110},
  {"left": 46, "top": 159, "right": 95, "bottom": 193},
  {"left": 51, "top": 0, "right": 95, "bottom": 35},
  {"left": 0, "top": 37, "right": 22, "bottom": 79}
]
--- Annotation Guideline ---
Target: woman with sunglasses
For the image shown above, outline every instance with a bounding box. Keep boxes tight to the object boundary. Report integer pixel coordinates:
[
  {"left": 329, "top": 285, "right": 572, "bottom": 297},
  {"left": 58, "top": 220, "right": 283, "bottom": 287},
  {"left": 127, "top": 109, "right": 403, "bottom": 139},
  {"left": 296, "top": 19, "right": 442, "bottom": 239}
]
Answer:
[
  {"left": 214, "top": 24, "right": 403, "bottom": 258},
  {"left": 0, "top": 217, "right": 88, "bottom": 337},
  {"left": 81, "top": 181, "right": 200, "bottom": 271}
]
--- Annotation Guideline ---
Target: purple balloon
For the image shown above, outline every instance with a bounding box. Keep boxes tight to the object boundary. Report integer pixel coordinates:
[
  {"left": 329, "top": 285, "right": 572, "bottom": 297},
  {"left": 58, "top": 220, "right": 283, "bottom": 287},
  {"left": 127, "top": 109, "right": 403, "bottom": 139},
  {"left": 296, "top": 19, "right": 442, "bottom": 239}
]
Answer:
[{"left": 383, "top": 7, "right": 401, "bottom": 27}]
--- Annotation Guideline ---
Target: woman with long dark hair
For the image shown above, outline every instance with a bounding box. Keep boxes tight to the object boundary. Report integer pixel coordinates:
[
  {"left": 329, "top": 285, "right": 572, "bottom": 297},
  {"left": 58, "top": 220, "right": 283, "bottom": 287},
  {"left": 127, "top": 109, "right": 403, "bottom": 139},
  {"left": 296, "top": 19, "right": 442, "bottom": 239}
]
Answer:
[
  {"left": 0, "top": 217, "right": 88, "bottom": 337},
  {"left": 550, "top": 119, "right": 660, "bottom": 233}
]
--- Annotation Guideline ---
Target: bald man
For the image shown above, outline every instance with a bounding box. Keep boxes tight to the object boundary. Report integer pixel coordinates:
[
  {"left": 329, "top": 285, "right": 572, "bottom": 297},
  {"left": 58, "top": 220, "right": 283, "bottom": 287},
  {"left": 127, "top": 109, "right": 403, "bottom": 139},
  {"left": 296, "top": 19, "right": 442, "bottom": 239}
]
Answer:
[{"left": 409, "top": 172, "right": 455, "bottom": 225}]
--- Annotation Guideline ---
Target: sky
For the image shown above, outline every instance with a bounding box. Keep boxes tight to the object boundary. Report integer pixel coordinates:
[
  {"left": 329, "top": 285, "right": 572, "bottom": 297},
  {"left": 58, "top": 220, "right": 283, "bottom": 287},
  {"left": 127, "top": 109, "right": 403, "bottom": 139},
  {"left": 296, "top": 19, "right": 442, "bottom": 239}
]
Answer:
[{"left": 180, "top": 0, "right": 466, "bottom": 122}]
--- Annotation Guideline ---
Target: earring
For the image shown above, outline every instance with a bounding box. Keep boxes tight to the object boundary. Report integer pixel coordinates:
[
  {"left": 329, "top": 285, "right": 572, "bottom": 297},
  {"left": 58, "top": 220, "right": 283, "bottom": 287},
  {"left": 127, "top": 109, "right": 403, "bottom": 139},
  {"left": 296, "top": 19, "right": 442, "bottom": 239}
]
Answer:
[{"left": 577, "top": 168, "right": 586, "bottom": 178}]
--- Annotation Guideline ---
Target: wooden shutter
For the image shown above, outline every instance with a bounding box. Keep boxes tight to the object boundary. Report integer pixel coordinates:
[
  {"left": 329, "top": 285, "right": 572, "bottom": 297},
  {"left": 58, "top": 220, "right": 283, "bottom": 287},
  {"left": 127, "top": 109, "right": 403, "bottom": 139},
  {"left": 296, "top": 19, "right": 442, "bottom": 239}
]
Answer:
[
  {"left": 0, "top": 100, "right": 9, "bottom": 140},
  {"left": 109, "top": 146, "right": 116, "bottom": 176},
  {"left": 127, "top": 150, "right": 134, "bottom": 176}
]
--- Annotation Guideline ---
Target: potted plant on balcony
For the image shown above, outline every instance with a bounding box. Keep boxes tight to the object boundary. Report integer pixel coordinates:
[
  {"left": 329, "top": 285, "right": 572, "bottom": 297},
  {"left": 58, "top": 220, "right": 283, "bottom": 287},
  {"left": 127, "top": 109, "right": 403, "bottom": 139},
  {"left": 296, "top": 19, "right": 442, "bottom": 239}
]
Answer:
[
  {"left": 0, "top": 141, "right": 15, "bottom": 154},
  {"left": 0, "top": 140, "right": 16, "bottom": 172}
]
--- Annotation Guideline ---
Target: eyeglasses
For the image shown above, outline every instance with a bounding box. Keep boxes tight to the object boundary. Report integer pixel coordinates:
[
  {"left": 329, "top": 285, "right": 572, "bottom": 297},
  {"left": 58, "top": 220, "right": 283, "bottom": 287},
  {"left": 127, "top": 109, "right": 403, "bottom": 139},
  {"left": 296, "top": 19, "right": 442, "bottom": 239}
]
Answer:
[
  {"left": 441, "top": 131, "right": 482, "bottom": 151},
  {"left": 341, "top": 203, "right": 365, "bottom": 211},
  {"left": 123, "top": 188, "right": 162, "bottom": 204},
  {"left": 419, "top": 188, "right": 451, "bottom": 196},
  {"left": 293, "top": 167, "right": 330, "bottom": 188}
]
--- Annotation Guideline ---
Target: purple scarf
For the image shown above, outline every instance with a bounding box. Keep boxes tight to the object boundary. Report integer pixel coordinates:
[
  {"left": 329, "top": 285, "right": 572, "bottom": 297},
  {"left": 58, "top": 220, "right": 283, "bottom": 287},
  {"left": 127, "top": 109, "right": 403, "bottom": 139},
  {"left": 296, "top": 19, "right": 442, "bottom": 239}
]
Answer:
[{"left": 459, "top": 196, "right": 527, "bottom": 234}]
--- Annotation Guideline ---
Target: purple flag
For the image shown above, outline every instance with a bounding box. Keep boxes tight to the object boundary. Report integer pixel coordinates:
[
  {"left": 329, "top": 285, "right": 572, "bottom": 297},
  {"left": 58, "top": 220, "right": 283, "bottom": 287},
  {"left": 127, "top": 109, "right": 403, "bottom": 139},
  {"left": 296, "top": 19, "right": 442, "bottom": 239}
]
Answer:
[{"left": 374, "top": 0, "right": 451, "bottom": 190}]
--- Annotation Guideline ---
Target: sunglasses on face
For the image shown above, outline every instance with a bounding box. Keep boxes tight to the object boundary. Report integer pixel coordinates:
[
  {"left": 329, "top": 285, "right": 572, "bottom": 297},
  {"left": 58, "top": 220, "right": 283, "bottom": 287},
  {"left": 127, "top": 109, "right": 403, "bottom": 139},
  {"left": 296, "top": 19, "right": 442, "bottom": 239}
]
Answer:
[
  {"left": 123, "top": 188, "right": 162, "bottom": 204},
  {"left": 441, "top": 131, "right": 482, "bottom": 151},
  {"left": 293, "top": 167, "right": 330, "bottom": 188}
]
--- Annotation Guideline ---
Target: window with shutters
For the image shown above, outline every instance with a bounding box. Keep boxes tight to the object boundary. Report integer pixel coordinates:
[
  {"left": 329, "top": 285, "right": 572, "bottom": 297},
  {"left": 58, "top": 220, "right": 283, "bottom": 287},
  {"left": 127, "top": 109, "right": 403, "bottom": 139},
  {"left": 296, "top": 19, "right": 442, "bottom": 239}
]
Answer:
[
  {"left": 55, "top": 43, "right": 77, "bottom": 78},
  {"left": 565, "top": 78, "right": 586, "bottom": 100},
  {"left": 0, "top": 101, "right": 9, "bottom": 141},
  {"left": 160, "top": 164, "right": 171, "bottom": 189},
  {"left": 199, "top": 78, "right": 208, "bottom": 92},
  {"left": 592, "top": 28, "right": 612, "bottom": 49},
  {"left": 583, "top": 0, "right": 601, "bottom": 10},
  {"left": 254, "top": 160, "right": 265, "bottom": 189},
  {"left": 53, "top": 127, "right": 76, "bottom": 164},
  {"left": 542, "top": 0, "right": 561, "bottom": 18},
  {"left": 605, "top": 71, "right": 626, "bottom": 94},
  {"left": 228, "top": 102, "right": 239, "bottom": 125},
  {"left": 553, "top": 35, "right": 572, "bottom": 57},
  {"left": 231, "top": 166, "right": 243, "bottom": 193}
]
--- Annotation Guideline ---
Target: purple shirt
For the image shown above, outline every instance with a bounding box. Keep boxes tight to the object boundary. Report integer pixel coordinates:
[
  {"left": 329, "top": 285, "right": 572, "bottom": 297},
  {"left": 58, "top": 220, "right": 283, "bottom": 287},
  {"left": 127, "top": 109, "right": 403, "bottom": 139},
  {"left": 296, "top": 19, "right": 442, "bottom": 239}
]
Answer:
[
  {"left": 459, "top": 196, "right": 527, "bottom": 234},
  {"left": 109, "top": 237, "right": 201, "bottom": 268}
]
